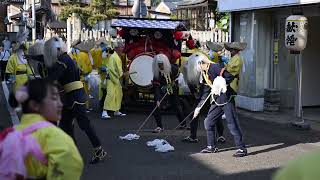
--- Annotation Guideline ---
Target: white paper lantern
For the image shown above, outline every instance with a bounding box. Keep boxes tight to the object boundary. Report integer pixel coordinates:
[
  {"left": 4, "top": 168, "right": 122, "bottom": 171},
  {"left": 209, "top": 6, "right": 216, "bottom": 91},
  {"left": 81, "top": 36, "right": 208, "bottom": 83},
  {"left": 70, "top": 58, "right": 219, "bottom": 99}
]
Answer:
[{"left": 285, "top": 15, "right": 308, "bottom": 52}]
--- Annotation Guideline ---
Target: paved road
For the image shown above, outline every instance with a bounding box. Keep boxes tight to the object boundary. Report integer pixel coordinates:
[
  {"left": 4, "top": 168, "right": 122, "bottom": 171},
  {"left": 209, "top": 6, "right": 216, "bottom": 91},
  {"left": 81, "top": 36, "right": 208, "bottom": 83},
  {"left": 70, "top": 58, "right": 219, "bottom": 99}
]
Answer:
[
  {"left": 1, "top": 84, "right": 319, "bottom": 180},
  {"left": 74, "top": 109, "right": 320, "bottom": 180}
]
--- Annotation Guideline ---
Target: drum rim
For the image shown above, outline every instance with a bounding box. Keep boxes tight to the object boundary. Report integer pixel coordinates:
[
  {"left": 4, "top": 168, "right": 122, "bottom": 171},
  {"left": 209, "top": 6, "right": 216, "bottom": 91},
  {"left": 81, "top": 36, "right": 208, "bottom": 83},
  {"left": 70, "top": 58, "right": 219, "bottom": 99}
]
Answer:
[{"left": 128, "top": 52, "right": 155, "bottom": 89}]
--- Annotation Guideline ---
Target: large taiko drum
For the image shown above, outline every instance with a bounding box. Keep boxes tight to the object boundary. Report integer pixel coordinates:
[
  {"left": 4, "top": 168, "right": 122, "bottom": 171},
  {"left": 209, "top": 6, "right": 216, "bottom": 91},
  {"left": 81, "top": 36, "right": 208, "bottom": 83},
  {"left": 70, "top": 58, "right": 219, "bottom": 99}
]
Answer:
[{"left": 128, "top": 53, "right": 154, "bottom": 89}]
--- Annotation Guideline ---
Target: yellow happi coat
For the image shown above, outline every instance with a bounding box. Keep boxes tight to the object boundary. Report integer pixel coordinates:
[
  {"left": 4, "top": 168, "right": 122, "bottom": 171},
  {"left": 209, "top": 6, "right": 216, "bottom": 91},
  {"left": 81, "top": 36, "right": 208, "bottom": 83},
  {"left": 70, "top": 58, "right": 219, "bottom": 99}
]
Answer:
[
  {"left": 15, "top": 114, "right": 83, "bottom": 180},
  {"left": 103, "top": 51, "right": 123, "bottom": 111},
  {"left": 90, "top": 48, "right": 102, "bottom": 70},
  {"left": 90, "top": 48, "right": 107, "bottom": 100},
  {"left": 225, "top": 54, "right": 243, "bottom": 92},
  {"left": 273, "top": 150, "right": 320, "bottom": 180},
  {"left": 69, "top": 51, "right": 93, "bottom": 94},
  {"left": 5, "top": 53, "right": 33, "bottom": 91}
]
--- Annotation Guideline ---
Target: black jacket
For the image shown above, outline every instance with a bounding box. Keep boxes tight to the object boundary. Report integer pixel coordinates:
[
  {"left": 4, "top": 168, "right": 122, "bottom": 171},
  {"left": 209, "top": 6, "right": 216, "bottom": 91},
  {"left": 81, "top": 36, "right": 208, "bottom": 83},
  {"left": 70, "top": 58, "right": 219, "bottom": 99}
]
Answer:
[
  {"left": 197, "top": 63, "right": 235, "bottom": 108},
  {"left": 152, "top": 64, "right": 180, "bottom": 101},
  {"left": 46, "top": 53, "right": 87, "bottom": 108}
]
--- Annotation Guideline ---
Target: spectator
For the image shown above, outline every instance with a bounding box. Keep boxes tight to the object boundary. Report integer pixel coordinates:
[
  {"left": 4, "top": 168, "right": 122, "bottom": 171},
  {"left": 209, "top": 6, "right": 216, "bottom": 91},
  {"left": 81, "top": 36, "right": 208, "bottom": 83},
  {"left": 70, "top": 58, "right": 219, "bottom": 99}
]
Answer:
[
  {"left": 2, "top": 36, "right": 11, "bottom": 51},
  {"left": 0, "top": 46, "right": 10, "bottom": 81}
]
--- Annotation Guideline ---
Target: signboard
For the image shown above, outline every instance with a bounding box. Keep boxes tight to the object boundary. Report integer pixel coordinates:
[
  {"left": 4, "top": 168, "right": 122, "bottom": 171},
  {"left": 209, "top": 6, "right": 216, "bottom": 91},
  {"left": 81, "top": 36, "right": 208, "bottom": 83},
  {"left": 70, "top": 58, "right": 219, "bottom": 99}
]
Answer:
[
  {"left": 285, "top": 15, "right": 308, "bottom": 52},
  {"left": 218, "top": 0, "right": 320, "bottom": 12},
  {"left": 22, "top": 11, "right": 29, "bottom": 22}
]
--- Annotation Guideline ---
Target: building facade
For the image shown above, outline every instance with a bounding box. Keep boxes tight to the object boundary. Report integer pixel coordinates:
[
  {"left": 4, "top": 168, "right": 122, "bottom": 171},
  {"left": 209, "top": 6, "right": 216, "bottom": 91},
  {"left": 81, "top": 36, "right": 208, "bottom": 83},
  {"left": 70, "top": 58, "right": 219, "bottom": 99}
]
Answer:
[
  {"left": 176, "top": 0, "right": 216, "bottom": 31},
  {"left": 219, "top": 0, "right": 320, "bottom": 111}
]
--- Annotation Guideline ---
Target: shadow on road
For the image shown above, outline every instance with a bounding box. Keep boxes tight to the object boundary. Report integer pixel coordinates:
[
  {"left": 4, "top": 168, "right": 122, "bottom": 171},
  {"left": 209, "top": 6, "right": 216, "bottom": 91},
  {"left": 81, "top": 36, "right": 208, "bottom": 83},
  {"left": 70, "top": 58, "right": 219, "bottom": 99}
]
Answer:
[{"left": 73, "top": 110, "right": 320, "bottom": 180}]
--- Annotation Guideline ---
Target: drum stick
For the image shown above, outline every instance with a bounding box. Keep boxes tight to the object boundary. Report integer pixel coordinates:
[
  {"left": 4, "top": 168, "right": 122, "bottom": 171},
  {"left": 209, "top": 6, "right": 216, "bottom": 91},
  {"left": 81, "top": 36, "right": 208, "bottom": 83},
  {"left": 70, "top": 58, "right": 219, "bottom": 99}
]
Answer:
[{"left": 135, "top": 92, "right": 168, "bottom": 134}]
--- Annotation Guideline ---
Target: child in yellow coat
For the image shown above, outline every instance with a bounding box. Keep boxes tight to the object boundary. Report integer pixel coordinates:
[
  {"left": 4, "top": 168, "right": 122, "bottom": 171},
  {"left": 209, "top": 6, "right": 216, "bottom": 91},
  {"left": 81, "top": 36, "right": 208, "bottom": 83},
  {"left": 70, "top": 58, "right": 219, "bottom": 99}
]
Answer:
[{"left": 6, "top": 79, "right": 83, "bottom": 179}]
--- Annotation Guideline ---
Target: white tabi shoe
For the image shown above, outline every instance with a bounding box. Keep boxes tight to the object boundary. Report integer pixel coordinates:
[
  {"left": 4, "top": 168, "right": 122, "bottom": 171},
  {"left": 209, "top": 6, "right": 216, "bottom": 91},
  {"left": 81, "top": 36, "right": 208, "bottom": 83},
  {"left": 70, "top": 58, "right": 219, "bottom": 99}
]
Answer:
[
  {"left": 114, "top": 111, "right": 126, "bottom": 117},
  {"left": 101, "top": 111, "right": 111, "bottom": 119}
]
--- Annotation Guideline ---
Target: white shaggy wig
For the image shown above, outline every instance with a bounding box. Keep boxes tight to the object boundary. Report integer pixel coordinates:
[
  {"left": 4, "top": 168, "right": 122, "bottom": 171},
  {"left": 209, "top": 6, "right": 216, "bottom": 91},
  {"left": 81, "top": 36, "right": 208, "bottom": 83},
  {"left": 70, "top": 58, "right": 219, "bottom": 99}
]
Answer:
[
  {"left": 186, "top": 52, "right": 211, "bottom": 85},
  {"left": 153, "top": 54, "right": 171, "bottom": 79},
  {"left": 44, "top": 37, "right": 67, "bottom": 67}
]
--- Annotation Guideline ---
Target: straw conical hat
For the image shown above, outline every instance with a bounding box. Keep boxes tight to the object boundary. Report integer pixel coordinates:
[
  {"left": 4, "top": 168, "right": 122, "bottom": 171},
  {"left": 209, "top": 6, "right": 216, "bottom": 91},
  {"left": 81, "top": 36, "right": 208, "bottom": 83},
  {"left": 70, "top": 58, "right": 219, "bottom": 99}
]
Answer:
[
  {"left": 224, "top": 42, "right": 247, "bottom": 51},
  {"left": 206, "top": 41, "right": 224, "bottom": 52},
  {"left": 95, "top": 37, "right": 109, "bottom": 46},
  {"left": 75, "top": 39, "right": 95, "bottom": 52},
  {"left": 71, "top": 39, "right": 81, "bottom": 47}
]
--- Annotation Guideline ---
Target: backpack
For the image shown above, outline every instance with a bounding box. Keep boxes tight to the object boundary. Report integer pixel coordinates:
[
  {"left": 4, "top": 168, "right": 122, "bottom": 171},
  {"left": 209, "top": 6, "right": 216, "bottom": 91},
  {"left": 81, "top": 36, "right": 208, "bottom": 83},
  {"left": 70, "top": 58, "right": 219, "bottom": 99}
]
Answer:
[{"left": 0, "top": 121, "right": 53, "bottom": 180}]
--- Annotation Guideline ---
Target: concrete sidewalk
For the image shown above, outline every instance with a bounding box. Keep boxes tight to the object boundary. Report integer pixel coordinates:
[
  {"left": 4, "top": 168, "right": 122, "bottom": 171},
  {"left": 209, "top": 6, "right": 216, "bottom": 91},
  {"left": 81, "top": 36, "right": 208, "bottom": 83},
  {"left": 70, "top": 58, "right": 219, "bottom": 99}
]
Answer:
[{"left": 237, "top": 108, "right": 320, "bottom": 131}]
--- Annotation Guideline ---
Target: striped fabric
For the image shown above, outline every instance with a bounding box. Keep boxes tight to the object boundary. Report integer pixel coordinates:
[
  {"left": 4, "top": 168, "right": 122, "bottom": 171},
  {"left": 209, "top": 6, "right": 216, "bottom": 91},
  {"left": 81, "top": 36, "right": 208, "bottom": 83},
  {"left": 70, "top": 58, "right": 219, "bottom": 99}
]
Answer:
[{"left": 112, "top": 19, "right": 184, "bottom": 30}]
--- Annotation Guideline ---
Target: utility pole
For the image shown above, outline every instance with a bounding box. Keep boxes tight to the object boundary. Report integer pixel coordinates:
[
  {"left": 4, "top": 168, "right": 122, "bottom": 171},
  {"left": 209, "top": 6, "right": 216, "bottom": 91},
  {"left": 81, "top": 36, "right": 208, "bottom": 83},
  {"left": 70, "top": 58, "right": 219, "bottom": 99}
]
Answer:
[
  {"left": 31, "top": 0, "right": 36, "bottom": 43},
  {"left": 24, "top": 0, "right": 28, "bottom": 31}
]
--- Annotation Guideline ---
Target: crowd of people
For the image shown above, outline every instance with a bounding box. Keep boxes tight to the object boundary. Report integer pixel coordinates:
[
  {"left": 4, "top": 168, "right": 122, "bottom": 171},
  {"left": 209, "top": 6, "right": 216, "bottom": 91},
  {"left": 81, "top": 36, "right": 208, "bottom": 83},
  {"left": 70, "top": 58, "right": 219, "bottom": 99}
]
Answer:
[{"left": 0, "top": 32, "right": 315, "bottom": 180}]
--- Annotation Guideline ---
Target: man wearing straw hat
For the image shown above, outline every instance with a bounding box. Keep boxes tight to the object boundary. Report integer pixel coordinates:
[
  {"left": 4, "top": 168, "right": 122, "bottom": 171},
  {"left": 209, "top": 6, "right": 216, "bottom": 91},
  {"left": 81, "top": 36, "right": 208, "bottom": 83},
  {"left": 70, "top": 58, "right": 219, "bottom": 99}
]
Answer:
[
  {"left": 90, "top": 38, "right": 110, "bottom": 112},
  {"left": 191, "top": 52, "right": 247, "bottom": 157},
  {"left": 101, "top": 41, "right": 127, "bottom": 119},
  {"left": 224, "top": 42, "right": 246, "bottom": 93}
]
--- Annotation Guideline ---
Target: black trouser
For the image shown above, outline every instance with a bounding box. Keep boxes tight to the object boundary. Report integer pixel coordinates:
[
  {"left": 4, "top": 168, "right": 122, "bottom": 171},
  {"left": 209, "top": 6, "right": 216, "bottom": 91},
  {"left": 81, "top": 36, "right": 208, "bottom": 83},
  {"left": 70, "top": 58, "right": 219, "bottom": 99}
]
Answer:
[
  {"left": 189, "top": 103, "right": 224, "bottom": 139},
  {"left": 153, "top": 92, "right": 185, "bottom": 129},
  {"left": 0, "top": 61, "right": 8, "bottom": 81},
  {"left": 99, "top": 88, "right": 107, "bottom": 112},
  {"left": 204, "top": 101, "right": 245, "bottom": 149},
  {"left": 60, "top": 103, "right": 101, "bottom": 148}
]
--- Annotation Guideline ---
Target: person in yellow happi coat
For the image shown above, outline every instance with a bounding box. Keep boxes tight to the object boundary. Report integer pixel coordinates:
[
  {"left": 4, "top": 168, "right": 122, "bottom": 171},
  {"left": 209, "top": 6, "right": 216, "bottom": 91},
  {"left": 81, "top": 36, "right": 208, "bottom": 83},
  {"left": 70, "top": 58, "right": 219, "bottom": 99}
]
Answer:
[
  {"left": 90, "top": 39, "right": 110, "bottom": 111},
  {"left": 273, "top": 150, "right": 320, "bottom": 180},
  {"left": 101, "top": 47, "right": 127, "bottom": 119},
  {"left": 224, "top": 42, "right": 247, "bottom": 92},
  {"left": 6, "top": 44, "right": 33, "bottom": 91},
  {"left": 90, "top": 45, "right": 102, "bottom": 70},
  {"left": 69, "top": 45, "right": 93, "bottom": 111},
  {"left": 8, "top": 79, "right": 83, "bottom": 179}
]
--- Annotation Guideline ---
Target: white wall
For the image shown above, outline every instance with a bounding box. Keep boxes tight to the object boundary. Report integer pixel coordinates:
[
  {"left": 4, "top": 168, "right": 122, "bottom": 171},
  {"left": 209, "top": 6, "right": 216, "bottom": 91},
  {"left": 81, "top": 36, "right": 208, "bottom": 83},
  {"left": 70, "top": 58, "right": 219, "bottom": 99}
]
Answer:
[{"left": 301, "top": 16, "right": 320, "bottom": 106}]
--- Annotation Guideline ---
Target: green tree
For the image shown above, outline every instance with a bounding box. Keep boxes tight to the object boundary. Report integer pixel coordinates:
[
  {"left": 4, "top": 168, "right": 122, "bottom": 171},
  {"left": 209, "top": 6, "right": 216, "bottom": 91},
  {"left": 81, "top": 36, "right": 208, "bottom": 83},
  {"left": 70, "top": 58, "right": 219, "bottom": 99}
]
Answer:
[
  {"left": 215, "top": 12, "right": 230, "bottom": 32},
  {"left": 151, "top": 0, "right": 161, "bottom": 7},
  {"left": 59, "top": 0, "right": 119, "bottom": 28}
]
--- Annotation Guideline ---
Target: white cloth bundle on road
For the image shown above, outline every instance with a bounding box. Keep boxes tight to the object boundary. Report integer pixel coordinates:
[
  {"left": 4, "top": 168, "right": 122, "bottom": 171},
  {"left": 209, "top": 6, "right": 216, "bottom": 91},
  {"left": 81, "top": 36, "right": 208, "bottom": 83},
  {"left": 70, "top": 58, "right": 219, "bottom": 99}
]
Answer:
[
  {"left": 119, "top": 134, "right": 140, "bottom": 141},
  {"left": 147, "top": 139, "right": 174, "bottom": 153},
  {"left": 210, "top": 76, "right": 227, "bottom": 96}
]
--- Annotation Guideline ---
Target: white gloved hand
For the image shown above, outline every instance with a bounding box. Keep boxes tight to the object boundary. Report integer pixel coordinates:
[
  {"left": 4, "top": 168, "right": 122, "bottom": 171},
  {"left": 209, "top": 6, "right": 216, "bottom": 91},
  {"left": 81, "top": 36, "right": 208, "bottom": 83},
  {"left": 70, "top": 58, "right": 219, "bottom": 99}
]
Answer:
[
  {"left": 176, "top": 73, "right": 186, "bottom": 87},
  {"left": 211, "top": 76, "right": 227, "bottom": 96},
  {"left": 102, "top": 51, "right": 107, "bottom": 58},
  {"left": 193, "top": 107, "right": 201, "bottom": 119}
]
